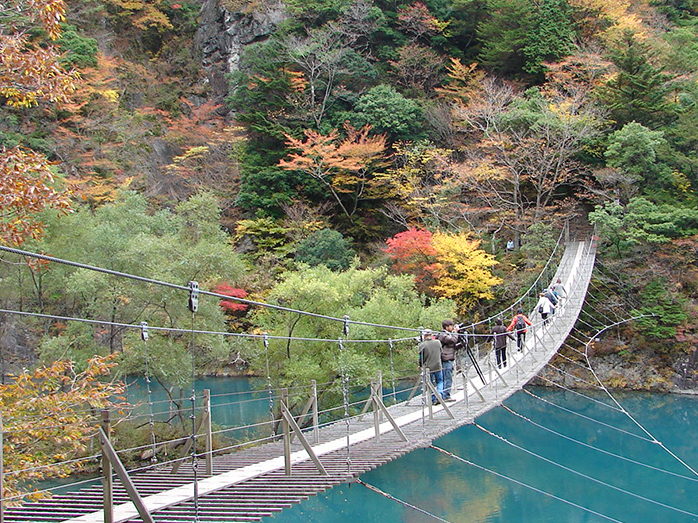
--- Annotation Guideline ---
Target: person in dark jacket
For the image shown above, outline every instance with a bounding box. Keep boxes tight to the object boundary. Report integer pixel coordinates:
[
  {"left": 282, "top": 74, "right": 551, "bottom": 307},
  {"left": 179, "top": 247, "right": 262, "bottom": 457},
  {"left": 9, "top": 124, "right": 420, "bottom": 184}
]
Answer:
[
  {"left": 438, "top": 319, "right": 458, "bottom": 401},
  {"left": 491, "top": 318, "right": 515, "bottom": 368},
  {"left": 418, "top": 330, "right": 443, "bottom": 404}
]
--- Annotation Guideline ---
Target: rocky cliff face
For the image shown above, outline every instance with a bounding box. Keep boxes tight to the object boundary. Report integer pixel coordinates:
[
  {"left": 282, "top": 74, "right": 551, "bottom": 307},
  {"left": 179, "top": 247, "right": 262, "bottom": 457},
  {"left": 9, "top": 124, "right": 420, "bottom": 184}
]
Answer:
[{"left": 195, "top": 0, "right": 288, "bottom": 102}]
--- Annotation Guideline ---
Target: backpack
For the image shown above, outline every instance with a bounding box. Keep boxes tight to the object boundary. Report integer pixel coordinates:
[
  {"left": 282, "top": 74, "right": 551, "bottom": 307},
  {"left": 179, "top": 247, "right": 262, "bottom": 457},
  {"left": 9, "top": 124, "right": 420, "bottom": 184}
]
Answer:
[
  {"left": 545, "top": 289, "right": 558, "bottom": 306},
  {"left": 514, "top": 315, "right": 526, "bottom": 330}
]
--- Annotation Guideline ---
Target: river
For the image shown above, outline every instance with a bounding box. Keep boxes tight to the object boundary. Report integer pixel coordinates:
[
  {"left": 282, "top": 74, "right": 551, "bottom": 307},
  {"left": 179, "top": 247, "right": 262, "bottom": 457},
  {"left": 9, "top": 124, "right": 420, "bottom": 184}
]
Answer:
[{"left": 125, "top": 377, "right": 698, "bottom": 523}]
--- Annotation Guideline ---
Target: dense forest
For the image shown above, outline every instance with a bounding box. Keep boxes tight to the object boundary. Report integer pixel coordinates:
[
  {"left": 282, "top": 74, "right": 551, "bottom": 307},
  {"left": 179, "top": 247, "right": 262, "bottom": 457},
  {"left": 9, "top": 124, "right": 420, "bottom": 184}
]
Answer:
[
  {"left": 6, "top": 0, "right": 698, "bottom": 498},
  {"left": 4, "top": 0, "right": 698, "bottom": 403}
]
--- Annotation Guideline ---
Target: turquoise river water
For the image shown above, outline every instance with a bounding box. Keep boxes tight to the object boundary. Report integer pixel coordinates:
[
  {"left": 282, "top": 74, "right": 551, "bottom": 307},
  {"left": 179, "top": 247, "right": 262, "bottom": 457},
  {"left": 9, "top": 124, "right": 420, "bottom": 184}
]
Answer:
[{"left": 123, "top": 377, "right": 698, "bottom": 523}]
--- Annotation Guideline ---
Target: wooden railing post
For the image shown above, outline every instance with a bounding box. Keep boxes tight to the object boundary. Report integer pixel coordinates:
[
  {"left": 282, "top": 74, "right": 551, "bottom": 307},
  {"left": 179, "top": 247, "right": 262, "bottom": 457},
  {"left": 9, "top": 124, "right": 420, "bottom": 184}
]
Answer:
[
  {"left": 311, "top": 380, "right": 319, "bottom": 445},
  {"left": 371, "top": 379, "right": 380, "bottom": 443},
  {"left": 203, "top": 389, "right": 213, "bottom": 476},
  {"left": 101, "top": 410, "right": 113, "bottom": 523},
  {"left": 282, "top": 389, "right": 291, "bottom": 476}
]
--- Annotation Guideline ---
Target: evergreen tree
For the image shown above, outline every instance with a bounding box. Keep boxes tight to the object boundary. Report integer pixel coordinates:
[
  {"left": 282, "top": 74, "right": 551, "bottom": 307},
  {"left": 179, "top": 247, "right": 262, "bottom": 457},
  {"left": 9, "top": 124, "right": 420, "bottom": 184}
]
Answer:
[
  {"left": 597, "top": 30, "right": 675, "bottom": 129},
  {"left": 477, "top": 0, "right": 534, "bottom": 75},
  {"left": 522, "top": 0, "right": 575, "bottom": 75}
]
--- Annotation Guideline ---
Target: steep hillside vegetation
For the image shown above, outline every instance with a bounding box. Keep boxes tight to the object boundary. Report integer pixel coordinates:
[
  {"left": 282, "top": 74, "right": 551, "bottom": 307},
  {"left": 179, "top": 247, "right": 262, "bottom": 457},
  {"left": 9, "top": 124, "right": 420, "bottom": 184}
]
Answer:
[{"left": 2, "top": 0, "right": 698, "bottom": 391}]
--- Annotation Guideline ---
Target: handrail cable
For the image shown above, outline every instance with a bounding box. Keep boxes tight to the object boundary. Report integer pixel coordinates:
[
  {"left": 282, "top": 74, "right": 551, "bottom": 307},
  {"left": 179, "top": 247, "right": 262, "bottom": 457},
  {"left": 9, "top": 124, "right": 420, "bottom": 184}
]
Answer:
[
  {"left": 356, "top": 479, "right": 453, "bottom": 523},
  {"left": 430, "top": 445, "right": 624, "bottom": 523},
  {"left": 0, "top": 308, "right": 417, "bottom": 345},
  {"left": 501, "top": 405, "right": 698, "bottom": 483},
  {"left": 0, "top": 245, "right": 420, "bottom": 333},
  {"left": 474, "top": 422, "right": 698, "bottom": 518}
]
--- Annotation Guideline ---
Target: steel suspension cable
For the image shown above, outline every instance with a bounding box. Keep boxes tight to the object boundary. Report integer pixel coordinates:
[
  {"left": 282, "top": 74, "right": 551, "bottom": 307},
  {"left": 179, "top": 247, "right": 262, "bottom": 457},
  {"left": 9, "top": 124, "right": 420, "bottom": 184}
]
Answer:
[
  {"left": 582, "top": 316, "right": 698, "bottom": 478},
  {"left": 357, "top": 479, "right": 453, "bottom": 523},
  {"left": 524, "top": 389, "right": 655, "bottom": 442},
  {"left": 501, "top": 405, "right": 698, "bottom": 483},
  {"left": 430, "top": 445, "right": 625, "bottom": 523},
  {"left": 473, "top": 423, "right": 698, "bottom": 518},
  {"left": 0, "top": 245, "right": 420, "bottom": 333}
]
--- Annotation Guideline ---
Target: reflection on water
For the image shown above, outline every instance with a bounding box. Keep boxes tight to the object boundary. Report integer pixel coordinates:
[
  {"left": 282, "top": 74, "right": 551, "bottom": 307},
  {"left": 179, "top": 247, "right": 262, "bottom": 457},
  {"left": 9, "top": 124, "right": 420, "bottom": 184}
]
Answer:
[
  {"left": 268, "top": 386, "right": 698, "bottom": 523},
  {"left": 49, "top": 378, "right": 698, "bottom": 522}
]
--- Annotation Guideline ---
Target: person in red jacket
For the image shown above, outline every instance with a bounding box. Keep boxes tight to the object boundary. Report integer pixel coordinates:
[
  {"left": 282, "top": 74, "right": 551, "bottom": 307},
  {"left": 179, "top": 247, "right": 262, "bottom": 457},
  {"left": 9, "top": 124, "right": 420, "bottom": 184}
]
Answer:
[{"left": 507, "top": 308, "right": 532, "bottom": 351}]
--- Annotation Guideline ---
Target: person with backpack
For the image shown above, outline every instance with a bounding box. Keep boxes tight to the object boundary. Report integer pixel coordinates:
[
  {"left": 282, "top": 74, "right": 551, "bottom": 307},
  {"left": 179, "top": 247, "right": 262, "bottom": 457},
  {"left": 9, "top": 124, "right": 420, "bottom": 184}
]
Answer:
[
  {"left": 491, "top": 318, "right": 515, "bottom": 368},
  {"left": 437, "top": 319, "right": 459, "bottom": 402},
  {"left": 544, "top": 287, "right": 559, "bottom": 314},
  {"left": 536, "top": 291, "right": 555, "bottom": 326},
  {"left": 551, "top": 278, "right": 567, "bottom": 311},
  {"left": 507, "top": 309, "right": 532, "bottom": 351}
]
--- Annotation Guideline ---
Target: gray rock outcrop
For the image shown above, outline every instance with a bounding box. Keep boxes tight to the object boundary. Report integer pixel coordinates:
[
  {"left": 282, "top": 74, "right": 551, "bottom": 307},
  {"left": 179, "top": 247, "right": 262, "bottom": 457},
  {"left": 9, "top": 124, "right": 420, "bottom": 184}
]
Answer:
[{"left": 195, "top": 0, "right": 288, "bottom": 102}]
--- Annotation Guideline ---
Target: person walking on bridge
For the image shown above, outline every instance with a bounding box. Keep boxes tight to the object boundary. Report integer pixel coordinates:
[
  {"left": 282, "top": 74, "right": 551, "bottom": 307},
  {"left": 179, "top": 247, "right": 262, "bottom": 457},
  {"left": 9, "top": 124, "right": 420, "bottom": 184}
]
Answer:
[
  {"left": 536, "top": 291, "right": 555, "bottom": 326},
  {"left": 418, "top": 330, "right": 443, "bottom": 405},
  {"left": 507, "top": 309, "right": 531, "bottom": 351},
  {"left": 491, "top": 318, "right": 515, "bottom": 368},
  {"left": 438, "top": 319, "right": 458, "bottom": 402}
]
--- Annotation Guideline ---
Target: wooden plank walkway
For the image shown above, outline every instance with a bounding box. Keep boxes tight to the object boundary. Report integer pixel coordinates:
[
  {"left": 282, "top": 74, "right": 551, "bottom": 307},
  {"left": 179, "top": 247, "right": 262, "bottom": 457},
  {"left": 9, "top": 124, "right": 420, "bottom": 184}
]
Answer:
[{"left": 4, "top": 240, "right": 596, "bottom": 523}]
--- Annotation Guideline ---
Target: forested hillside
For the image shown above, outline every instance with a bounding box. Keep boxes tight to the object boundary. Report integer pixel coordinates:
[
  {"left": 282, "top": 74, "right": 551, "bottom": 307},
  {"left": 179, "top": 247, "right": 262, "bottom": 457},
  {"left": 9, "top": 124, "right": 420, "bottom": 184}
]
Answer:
[{"left": 3, "top": 0, "right": 698, "bottom": 396}]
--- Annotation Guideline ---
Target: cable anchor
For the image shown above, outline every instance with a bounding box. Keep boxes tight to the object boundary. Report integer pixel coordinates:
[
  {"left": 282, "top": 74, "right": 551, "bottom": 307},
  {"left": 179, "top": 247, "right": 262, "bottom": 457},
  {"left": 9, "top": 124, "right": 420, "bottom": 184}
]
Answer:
[{"left": 188, "top": 281, "right": 199, "bottom": 313}]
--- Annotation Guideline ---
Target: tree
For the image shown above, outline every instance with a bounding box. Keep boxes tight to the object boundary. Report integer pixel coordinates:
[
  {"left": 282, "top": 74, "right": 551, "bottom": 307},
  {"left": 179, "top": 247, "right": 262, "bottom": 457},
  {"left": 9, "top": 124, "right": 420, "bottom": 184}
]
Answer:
[
  {"left": 279, "top": 125, "right": 387, "bottom": 221},
  {"left": 522, "top": 0, "right": 575, "bottom": 75},
  {"left": 596, "top": 30, "right": 675, "bottom": 128},
  {"left": 0, "top": 147, "right": 71, "bottom": 245},
  {"left": 605, "top": 122, "right": 674, "bottom": 190},
  {"left": 428, "top": 230, "right": 501, "bottom": 310},
  {"left": 0, "top": 0, "right": 78, "bottom": 245},
  {"left": 345, "top": 85, "right": 426, "bottom": 141},
  {"left": 396, "top": 2, "right": 449, "bottom": 43},
  {"left": 1, "top": 356, "right": 125, "bottom": 501},
  {"left": 383, "top": 226, "right": 438, "bottom": 293},
  {"left": 295, "top": 228, "right": 356, "bottom": 270},
  {"left": 477, "top": 0, "right": 534, "bottom": 75},
  {"left": 255, "top": 264, "right": 455, "bottom": 389}
]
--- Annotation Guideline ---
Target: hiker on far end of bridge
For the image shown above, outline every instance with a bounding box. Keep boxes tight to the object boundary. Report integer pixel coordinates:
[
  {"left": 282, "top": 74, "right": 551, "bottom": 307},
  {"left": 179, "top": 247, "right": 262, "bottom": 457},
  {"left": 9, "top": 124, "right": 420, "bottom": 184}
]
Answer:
[
  {"left": 507, "top": 308, "right": 532, "bottom": 351},
  {"left": 438, "top": 319, "right": 458, "bottom": 402},
  {"left": 418, "top": 329, "right": 443, "bottom": 405}
]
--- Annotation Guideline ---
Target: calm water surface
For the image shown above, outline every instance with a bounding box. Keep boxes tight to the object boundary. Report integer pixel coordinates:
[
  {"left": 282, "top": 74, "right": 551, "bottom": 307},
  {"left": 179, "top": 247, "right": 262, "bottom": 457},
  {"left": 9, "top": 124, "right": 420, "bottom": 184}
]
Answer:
[{"left": 126, "top": 378, "right": 698, "bottom": 523}]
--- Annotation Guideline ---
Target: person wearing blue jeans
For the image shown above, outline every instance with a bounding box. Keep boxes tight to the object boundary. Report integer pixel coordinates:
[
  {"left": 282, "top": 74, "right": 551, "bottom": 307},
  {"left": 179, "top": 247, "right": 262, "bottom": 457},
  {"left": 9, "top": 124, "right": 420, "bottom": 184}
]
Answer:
[
  {"left": 418, "top": 330, "right": 443, "bottom": 404},
  {"left": 438, "top": 319, "right": 458, "bottom": 402}
]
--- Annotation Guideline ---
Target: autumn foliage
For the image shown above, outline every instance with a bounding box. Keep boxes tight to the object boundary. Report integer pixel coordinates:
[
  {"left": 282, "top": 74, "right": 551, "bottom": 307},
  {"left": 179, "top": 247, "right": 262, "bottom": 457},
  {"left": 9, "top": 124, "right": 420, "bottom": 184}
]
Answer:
[
  {"left": 0, "top": 356, "right": 125, "bottom": 502},
  {"left": 0, "top": 147, "right": 72, "bottom": 245},
  {"left": 213, "top": 283, "right": 250, "bottom": 313},
  {"left": 384, "top": 227, "right": 500, "bottom": 310}
]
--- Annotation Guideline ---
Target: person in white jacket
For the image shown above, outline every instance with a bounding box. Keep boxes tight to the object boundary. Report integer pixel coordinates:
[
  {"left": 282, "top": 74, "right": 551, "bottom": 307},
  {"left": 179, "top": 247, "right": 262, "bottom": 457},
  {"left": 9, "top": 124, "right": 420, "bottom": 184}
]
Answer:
[{"left": 536, "top": 291, "right": 555, "bottom": 326}]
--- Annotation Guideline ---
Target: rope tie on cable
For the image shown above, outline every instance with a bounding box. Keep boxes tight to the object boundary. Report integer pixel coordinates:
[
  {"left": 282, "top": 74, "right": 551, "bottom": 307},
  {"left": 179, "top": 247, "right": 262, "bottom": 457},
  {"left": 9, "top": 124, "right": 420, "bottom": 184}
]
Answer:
[{"left": 141, "top": 321, "right": 158, "bottom": 464}]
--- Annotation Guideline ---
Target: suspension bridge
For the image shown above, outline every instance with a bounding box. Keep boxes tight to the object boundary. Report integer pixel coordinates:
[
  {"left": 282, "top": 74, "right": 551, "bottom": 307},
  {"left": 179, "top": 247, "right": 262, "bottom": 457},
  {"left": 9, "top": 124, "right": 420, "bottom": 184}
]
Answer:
[{"left": 0, "top": 235, "right": 598, "bottom": 523}]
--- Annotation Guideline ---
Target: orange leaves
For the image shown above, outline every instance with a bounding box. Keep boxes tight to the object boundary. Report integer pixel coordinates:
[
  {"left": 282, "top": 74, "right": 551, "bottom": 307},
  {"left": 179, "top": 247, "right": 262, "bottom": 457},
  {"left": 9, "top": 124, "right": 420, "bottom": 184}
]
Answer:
[
  {"left": 0, "top": 36, "right": 80, "bottom": 108},
  {"left": 0, "top": 146, "right": 72, "bottom": 245},
  {"left": 279, "top": 125, "right": 388, "bottom": 219},
  {"left": 0, "top": 0, "right": 79, "bottom": 107}
]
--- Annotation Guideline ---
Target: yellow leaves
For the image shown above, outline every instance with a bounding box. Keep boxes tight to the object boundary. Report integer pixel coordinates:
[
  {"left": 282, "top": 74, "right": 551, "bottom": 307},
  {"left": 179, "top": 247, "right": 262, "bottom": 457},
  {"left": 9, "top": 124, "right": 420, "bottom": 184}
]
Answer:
[
  {"left": 101, "top": 89, "right": 120, "bottom": 102},
  {"left": 0, "top": 356, "right": 125, "bottom": 501},
  {"left": 429, "top": 231, "right": 502, "bottom": 310},
  {"left": 435, "top": 58, "right": 484, "bottom": 103}
]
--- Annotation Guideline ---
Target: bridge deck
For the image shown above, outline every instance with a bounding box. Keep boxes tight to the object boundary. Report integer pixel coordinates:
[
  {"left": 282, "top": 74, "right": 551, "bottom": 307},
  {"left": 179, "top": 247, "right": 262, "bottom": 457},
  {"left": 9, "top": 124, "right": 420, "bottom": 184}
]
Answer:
[{"left": 5, "top": 241, "right": 595, "bottom": 523}]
